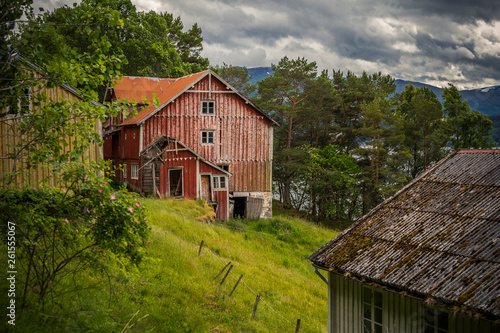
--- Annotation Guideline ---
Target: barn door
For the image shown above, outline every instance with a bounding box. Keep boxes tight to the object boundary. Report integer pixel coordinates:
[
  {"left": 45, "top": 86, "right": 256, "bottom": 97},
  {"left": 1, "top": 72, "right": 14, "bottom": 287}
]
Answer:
[
  {"left": 169, "top": 169, "right": 183, "bottom": 197},
  {"left": 246, "top": 197, "right": 264, "bottom": 219},
  {"left": 200, "top": 175, "right": 211, "bottom": 201}
]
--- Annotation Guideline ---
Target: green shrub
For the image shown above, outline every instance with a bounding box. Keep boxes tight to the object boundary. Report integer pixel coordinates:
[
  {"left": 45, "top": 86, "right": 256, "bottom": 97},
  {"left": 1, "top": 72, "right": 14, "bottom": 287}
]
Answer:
[{"left": 0, "top": 171, "right": 150, "bottom": 312}]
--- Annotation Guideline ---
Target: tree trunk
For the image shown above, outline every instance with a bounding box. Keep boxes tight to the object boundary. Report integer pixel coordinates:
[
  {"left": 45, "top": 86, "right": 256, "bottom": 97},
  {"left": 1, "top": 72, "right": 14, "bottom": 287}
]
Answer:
[{"left": 282, "top": 114, "right": 294, "bottom": 208}]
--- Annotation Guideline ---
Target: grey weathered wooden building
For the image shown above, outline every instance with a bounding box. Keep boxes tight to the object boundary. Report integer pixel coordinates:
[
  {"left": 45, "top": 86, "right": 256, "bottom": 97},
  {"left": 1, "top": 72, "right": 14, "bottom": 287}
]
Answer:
[{"left": 309, "top": 149, "right": 500, "bottom": 333}]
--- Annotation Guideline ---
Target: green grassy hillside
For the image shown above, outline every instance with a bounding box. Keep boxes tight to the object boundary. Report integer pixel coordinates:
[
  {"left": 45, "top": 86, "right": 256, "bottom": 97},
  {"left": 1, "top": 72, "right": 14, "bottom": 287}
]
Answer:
[{"left": 4, "top": 198, "right": 340, "bottom": 332}]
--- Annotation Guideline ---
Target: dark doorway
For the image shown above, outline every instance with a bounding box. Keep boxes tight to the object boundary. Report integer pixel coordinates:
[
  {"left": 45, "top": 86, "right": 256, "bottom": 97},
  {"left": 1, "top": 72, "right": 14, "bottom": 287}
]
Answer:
[
  {"left": 169, "top": 169, "right": 183, "bottom": 197},
  {"left": 233, "top": 197, "right": 246, "bottom": 218},
  {"left": 232, "top": 196, "right": 264, "bottom": 219}
]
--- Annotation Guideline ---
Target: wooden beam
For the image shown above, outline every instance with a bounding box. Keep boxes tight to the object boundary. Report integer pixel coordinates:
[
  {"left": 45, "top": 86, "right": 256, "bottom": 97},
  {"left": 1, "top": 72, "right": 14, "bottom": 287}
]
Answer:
[
  {"left": 185, "top": 90, "right": 236, "bottom": 94},
  {"left": 163, "top": 148, "right": 189, "bottom": 155}
]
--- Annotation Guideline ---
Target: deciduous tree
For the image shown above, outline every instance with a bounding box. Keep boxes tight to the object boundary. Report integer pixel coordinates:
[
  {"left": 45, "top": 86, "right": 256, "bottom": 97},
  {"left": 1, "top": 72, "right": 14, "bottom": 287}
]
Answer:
[
  {"left": 0, "top": 0, "right": 150, "bottom": 315},
  {"left": 306, "top": 144, "right": 362, "bottom": 220},
  {"left": 42, "top": 0, "right": 209, "bottom": 80}
]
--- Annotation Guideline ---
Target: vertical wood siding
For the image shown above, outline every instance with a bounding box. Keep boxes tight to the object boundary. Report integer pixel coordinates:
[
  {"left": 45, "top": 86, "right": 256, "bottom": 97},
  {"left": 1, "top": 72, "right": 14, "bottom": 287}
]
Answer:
[
  {"left": 141, "top": 75, "right": 273, "bottom": 193},
  {"left": 122, "top": 126, "right": 140, "bottom": 159},
  {"left": 328, "top": 273, "right": 498, "bottom": 333},
  {"left": 213, "top": 190, "right": 228, "bottom": 220},
  {"left": 160, "top": 142, "right": 229, "bottom": 219},
  {"left": 1, "top": 78, "right": 102, "bottom": 188},
  {"left": 103, "top": 135, "right": 113, "bottom": 160}
]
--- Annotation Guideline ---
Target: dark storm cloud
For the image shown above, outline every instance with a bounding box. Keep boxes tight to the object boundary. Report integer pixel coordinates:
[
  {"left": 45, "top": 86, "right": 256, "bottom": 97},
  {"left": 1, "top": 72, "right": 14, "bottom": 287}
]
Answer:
[
  {"left": 399, "top": 0, "right": 500, "bottom": 24},
  {"left": 31, "top": 0, "right": 500, "bottom": 88},
  {"left": 414, "top": 32, "right": 473, "bottom": 60}
]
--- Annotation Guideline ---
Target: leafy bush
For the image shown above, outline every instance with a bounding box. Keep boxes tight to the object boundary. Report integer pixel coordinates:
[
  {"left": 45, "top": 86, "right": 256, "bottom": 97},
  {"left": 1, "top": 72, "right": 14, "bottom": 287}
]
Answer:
[{"left": 0, "top": 170, "right": 150, "bottom": 310}]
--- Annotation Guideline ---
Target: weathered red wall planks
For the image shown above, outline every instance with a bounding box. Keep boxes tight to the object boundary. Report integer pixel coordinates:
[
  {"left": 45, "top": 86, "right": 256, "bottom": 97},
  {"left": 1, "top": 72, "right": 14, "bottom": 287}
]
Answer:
[
  {"left": 105, "top": 71, "right": 274, "bottom": 219},
  {"left": 141, "top": 75, "right": 273, "bottom": 192},
  {"left": 161, "top": 142, "right": 229, "bottom": 219},
  {"left": 122, "top": 126, "right": 140, "bottom": 159}
]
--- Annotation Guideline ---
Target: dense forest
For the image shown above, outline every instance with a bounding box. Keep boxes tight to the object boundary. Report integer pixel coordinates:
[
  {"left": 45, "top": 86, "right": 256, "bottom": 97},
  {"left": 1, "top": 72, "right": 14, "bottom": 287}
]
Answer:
[{"left": 216, "top": 61, "right": 495, "bottom": 220}]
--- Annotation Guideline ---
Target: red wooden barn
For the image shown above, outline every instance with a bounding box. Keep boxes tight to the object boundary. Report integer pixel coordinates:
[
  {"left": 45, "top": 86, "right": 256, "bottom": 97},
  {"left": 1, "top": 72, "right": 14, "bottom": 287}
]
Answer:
[{"left": 103, "top": 70, "right": 276, "bottom": 219}]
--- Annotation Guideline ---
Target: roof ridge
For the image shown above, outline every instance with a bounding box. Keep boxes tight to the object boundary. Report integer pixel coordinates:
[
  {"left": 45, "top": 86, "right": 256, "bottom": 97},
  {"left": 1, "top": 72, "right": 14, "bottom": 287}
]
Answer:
[{"left": 121, "top": 70, "right": 209, "bottom": 81}]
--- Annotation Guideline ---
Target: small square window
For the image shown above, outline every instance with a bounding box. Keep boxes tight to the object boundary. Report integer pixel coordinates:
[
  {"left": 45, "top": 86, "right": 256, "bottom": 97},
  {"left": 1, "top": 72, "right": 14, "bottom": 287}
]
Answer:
[
  {"left": 201, "top": 101, "right": 215, "bottom": 114},
  {"left": 218, "top": 164, "right": 230, "bottom": 172},
  {"left": 201, "top": 131, "right": 214, "bottom": 144},
  {"left": 213, "top": 176, "right": 226, "bottom": 190}
]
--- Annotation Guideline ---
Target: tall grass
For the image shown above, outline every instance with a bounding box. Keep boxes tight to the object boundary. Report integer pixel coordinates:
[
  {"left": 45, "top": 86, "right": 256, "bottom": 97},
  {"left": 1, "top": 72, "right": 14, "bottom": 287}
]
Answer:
[{"left": 1, "top": 198, "right": 341, "bottom": 332}]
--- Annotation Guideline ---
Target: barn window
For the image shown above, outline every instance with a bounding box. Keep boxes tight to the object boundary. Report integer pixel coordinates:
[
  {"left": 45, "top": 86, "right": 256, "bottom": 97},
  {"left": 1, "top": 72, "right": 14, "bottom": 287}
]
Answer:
[
  {"left": 218, "top": 164, "right": 230, "bottom": 172},
  {"left": 123, "top": 163, "right": 127, "bottom": 179},
  {"left": 213, "top": 176, "right": 226, "bottom": 190},
  {"left": 21, "top": 86, "right": 32, "bottom": 112},
  {"left": 363, "top": 286, "right": 383, "bottom": 333},
  {"left": 131, "top": 163, "right": 139, "bottom": 179},
  {"left": 9, "top": 86, "right": 32, "bottom": 114},
  {"left": 201, "top": 130, "right": 214, "bottom": 144},
  {"left": 201, "top": 100, "right": 215, "bottom": 114},
  {"left": 424, "top": 307, "right": 448, "bottom": 333}
]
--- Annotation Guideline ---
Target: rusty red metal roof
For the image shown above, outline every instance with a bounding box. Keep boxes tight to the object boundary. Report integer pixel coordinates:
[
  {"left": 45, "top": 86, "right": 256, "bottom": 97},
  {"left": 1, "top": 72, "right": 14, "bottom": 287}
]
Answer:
[
  {"left": 111, "top": 76, "right": 177, "bottom": 103},
  {"left": 309, "top": 149, "right": 500, "bottom": 319},
  {"left": 109, "top": 70, "right": 277, "bottom": 127},
  {"left": 115, "top": 72, "right": 208, "bottom": 126}
]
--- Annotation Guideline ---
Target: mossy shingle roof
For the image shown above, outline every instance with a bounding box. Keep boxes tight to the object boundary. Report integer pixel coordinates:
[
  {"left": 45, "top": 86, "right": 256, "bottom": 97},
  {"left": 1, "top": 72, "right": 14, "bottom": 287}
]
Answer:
[{"left": 309, "top": 149, "right": 500, "bottom": 318}]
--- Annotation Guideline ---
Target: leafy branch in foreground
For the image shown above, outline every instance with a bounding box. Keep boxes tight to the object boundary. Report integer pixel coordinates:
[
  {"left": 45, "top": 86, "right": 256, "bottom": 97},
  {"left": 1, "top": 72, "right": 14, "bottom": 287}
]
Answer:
[
  {"left": 0, "top": 0, "right": 151, "bottom": 319},
  {"left": 0, "top": 165, "right": 150, "bottom": 310}
]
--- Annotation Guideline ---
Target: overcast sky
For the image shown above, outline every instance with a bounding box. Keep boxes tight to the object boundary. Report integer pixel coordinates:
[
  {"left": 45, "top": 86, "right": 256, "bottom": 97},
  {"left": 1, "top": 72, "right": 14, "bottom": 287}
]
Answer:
[{"left": 33, "top": 0, "right": 500, "bottom": 89}]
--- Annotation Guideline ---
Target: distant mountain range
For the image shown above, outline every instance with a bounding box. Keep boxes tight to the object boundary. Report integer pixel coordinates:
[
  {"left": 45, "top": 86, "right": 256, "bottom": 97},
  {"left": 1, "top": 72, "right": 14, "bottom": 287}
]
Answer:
[
  {"left": 247, "top": 67, "right": 500, "bottom": 117},
  {"left": 394, "top": 80, "right": 500, "bottom": 117}
]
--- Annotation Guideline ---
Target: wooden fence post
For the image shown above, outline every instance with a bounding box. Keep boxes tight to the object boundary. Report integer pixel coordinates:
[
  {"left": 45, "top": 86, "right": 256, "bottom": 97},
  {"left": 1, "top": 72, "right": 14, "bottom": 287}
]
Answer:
[
  {"left": 229, "top": 274, "right": 243, "bottom": 296},
  {"left": 198, "top": 239, "right": 204, "bottom": 256},
  {"left": 252, "top": 294, "right": 260, "bottom": 319},
  {"left": 215, "top": 262, "right": 231, "bottom": 279},
  {"left": 220, "top": 264, "right": 233, "bottom": 286},
  {"left": 295, "top": 319, "right": 301, "bottom": 333},
  {"left": 229, "top": 274, "right": 243, "bottom": 297}
]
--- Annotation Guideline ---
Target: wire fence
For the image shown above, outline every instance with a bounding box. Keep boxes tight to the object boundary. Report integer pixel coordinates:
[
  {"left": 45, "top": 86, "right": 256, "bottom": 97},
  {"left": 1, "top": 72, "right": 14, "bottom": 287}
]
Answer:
[{"left": 199, "top": 237, "right": 308, "bottom": 333}]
